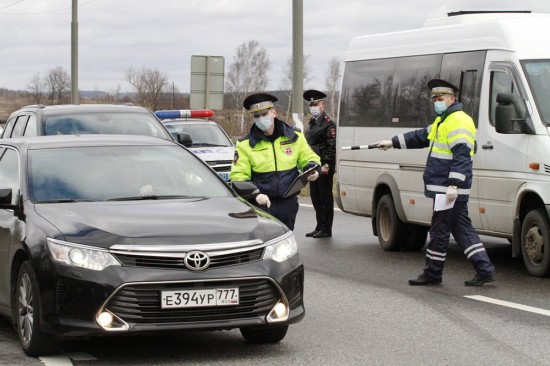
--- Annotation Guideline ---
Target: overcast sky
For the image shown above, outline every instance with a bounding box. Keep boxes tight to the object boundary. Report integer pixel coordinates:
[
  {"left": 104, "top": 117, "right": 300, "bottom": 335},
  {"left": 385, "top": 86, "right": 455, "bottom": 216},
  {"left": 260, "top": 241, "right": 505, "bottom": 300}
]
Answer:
[{"left": 1, "top": 0, "right": 550, "bottom": 94}]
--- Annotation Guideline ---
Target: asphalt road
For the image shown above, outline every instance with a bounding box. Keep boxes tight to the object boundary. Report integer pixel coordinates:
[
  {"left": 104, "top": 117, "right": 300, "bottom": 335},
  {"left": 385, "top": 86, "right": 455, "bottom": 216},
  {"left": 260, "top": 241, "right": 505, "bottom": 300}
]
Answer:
[{"left": 2, "top": 199, "right": 550, "bottom": 365}]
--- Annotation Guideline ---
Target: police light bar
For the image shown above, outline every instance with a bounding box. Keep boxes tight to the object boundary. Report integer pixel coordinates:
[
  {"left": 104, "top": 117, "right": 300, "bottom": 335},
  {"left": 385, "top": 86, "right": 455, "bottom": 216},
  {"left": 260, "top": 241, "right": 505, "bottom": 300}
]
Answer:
[{"left": 155, "top": 109, "right": 215, "bottom": 119}]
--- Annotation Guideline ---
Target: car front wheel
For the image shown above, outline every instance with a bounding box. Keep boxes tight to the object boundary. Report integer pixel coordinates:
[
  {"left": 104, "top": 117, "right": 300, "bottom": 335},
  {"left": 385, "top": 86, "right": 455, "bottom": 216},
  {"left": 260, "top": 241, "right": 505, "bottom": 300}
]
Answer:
[
  {"left": 240, "top": 325, "right": 289, "bottom": 344},
  {"left": 15, "top": 261, "right": 62, "bottom": 356}
]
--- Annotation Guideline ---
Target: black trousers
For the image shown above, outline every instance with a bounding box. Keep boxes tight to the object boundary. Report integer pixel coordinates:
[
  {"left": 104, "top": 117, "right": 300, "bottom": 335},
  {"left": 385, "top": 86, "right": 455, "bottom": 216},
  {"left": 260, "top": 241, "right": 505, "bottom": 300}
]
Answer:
[
  {"left": 423, "top": 200, "right": 495, "bottom": 281},
  {"left": 256, "top": 195, "right": 299, "bottom": 231},
  {"left": 309, "top": 169, "right": 334, "bottom": 234}
]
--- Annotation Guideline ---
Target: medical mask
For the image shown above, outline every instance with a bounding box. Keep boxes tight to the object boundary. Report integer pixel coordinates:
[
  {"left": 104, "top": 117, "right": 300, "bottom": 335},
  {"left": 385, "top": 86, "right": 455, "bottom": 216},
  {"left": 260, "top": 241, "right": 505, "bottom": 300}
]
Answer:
[
  {"left": 254, "top": 115, "right": 273, "bottom": 131},
  {"left": 309, "top": 106, "right": 321, "bottom": 117},
  {"left": 434, "top": 101, "right": 447, "bottom": 115}
]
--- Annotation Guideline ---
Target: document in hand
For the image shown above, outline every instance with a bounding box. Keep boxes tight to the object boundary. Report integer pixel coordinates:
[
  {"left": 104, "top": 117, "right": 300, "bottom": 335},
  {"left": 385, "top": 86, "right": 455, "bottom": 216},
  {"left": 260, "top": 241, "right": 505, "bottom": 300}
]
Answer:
[
  {"left": 283, "top": 165, "right": 318, "bottom": 198},
  {"left": 434, "top": 194, "right": 456, "bottom": 211}
]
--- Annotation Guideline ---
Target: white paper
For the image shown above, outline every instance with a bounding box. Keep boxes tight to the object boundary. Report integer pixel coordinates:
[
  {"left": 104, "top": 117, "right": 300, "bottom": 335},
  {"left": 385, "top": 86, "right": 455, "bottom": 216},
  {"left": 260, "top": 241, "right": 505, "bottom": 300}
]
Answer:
[{"left": 434, "top": 194, "right": 455, "bottom": 211}]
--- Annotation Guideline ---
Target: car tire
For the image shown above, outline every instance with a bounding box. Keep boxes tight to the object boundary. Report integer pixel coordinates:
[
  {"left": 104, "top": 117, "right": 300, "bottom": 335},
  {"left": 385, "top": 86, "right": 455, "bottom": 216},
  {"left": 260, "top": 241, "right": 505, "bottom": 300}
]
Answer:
[
  {"left": 521, "top": 209, "right": 550, "bottom": 277},
  {"left": 376, "top": 194, "right": 407, "bottom": 251},
  {"left": 15, "top": 261, "right": 62, "bottom": 356},
  {"left": 240, "top": 325, "right": 289, "bottom": 344}
]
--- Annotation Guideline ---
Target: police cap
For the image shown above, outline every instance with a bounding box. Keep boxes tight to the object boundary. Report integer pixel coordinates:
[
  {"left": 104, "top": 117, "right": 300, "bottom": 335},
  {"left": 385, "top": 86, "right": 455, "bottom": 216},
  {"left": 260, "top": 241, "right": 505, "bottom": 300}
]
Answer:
[
  {"left": 243, "top": 93, "right": 278, "bottom": 116},
  {"left": 303, "top": 89, "right": 327, "bottom": 105},
  {"left": 428, "top": 79, "right": 459, "bottom": 97}
]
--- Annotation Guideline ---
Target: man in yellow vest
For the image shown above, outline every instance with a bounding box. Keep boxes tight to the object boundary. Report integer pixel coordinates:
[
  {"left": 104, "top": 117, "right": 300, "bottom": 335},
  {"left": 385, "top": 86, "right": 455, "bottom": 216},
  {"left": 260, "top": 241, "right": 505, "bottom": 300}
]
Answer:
[
  {"left": 230, "top": 93, "right": 321, "bottom": 231},
  {"left": 377, "top": 79, "right": 496, "bottom": 286}
]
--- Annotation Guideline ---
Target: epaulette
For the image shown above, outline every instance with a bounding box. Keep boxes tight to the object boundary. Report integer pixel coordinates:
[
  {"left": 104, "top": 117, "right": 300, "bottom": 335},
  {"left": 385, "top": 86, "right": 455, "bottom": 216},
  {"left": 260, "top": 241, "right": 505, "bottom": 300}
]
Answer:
[
  {"left": 292, "top": 127, "right": 302, "bottom": 133},
  {"left": 324, "top": 114, "right": 332, "bottom": 122}
]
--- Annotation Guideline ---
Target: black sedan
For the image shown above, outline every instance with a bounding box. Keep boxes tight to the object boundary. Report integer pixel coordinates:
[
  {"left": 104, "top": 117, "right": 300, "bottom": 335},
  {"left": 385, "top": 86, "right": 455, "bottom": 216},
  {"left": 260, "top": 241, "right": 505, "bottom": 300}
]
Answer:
[{"left": 0, "top": 135, "right": 304, "bottom": 356}]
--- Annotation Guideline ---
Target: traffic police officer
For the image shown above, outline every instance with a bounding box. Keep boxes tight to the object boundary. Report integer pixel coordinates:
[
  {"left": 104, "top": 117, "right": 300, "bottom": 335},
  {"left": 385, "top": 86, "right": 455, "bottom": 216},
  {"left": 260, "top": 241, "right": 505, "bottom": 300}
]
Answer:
[
  {"left": 230, "top": 93, "right": 321, "bottom": 231},
  {"left": 303, "top": 89, "right": 337, "bottom": 238},
  {"left": 376, "top": 79, "right": 496, "bottom": 286}
]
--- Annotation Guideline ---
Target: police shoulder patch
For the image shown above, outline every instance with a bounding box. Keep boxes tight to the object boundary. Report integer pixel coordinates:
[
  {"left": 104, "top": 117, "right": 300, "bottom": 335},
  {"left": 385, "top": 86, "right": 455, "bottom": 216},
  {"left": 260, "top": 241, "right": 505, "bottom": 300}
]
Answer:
[{"left": 328, "top": 126, "right": 336, "bottom": 138}]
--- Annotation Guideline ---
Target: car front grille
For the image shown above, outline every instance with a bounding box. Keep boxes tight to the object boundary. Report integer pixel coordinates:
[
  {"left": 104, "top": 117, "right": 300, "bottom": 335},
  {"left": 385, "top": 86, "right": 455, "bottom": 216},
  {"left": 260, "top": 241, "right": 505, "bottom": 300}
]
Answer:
[
  {"left": 113, "top": 247, "right": 264, "bottom": 270},
  {"left": 106, "top": 278, "right": 279, "bottom": 324}
]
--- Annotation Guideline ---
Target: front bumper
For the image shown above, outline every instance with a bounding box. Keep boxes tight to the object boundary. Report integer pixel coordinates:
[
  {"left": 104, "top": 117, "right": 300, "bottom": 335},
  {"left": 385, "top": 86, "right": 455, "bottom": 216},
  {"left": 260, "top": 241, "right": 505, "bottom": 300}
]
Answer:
[{"left": 37, "top": 256, "right": 304, "bottom": 339}]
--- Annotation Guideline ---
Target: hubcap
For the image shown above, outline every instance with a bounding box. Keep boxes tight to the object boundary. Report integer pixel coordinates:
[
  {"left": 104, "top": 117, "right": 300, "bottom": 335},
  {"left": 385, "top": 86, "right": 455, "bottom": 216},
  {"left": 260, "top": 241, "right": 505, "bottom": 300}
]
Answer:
[
  {"left": 18, "top": 273, "right": 33, "bottom": 345},
  {"left": 525, "top": 225, "right": 544, "bottom": 264},
  {"left": 379, "top": 206, "right": 391, "bottom": 241}
]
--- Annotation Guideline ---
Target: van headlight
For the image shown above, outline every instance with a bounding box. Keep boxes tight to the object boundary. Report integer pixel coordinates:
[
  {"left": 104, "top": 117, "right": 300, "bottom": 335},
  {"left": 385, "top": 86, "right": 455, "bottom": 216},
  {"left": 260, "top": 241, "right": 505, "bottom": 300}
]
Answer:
[
  {"left": 47, "top": 238, "right": 120, "bottom": 271},
  {"left": 263, "top": 234, "right": 298, "bottom": 263}
]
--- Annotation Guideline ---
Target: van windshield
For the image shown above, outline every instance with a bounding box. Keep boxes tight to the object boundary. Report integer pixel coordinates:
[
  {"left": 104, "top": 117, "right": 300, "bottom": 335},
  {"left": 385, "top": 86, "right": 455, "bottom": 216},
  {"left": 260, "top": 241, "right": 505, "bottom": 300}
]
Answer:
[{"left": 523, "top": 60, "right": 550, "bottom": 125}]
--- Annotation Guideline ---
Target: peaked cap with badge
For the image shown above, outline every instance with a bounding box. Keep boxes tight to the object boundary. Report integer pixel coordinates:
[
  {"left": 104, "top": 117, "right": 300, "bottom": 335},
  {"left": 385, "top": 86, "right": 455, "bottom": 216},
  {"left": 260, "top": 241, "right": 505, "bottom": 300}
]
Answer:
[
  {"left": 428, "top": 79, "right": 459, "bottom": 97},
  {"left": 243, "top": 93, "right": 278, "bottom": 116},
  {"left": 303, "top": 89, "right": 327, "bottom": 105}
]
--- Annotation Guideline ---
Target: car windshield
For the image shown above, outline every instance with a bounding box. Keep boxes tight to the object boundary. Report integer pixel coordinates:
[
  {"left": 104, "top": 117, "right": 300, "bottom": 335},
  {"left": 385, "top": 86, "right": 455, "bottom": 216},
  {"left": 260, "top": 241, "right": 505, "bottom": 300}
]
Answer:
[
  {"left": 164, "top": 123, "right": 233, "bottom": 147},
  {"left": 42, "top": 112, "right": 172, "bottom": 140},
  {"left": 28, "top": 145, "right": 231, "bottom": 202},
  {"left": 522, "top": 60, "right": 550, "bottom": 125}
]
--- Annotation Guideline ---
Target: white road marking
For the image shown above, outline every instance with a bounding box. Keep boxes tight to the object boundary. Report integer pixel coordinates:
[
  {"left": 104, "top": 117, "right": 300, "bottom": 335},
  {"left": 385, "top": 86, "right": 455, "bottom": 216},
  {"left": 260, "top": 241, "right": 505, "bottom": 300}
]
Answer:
[
  {"left": 39, "top": 355, "right": 73, "bottom": 366},
  {"left": 465, "top": 295, "right": 550, "bottom": 316}
]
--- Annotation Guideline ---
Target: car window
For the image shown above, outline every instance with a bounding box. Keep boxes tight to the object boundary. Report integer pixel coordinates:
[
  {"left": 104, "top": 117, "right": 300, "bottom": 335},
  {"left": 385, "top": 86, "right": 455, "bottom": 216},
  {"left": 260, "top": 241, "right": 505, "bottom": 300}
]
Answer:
[
  {"left": 165, "top": 123, "right": 233, "bottom": 146},
  {"left": 0, "top": 148, "right": 20, "bottom": 205},
  {"left": 28, "top": 145, "right": 231, "bottom": 202},
  {"left": 1, "top": 117, "right": 16, "bottom": 138},
  {"left": 11, "top": 115, "right": 30, "bottom": 138},
  {"left": 42, "top": 112, "right": 172, "bottom": 140},
  {"left": 23, "top": 115, "right": 38, "bottom": 137}
]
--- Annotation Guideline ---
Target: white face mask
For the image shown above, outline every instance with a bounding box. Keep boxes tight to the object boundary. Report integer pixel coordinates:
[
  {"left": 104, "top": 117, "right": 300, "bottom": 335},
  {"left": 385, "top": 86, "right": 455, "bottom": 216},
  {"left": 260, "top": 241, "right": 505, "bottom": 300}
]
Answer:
[
  {"left": 254, "top": 114, "right": 273, "bottom": 131},
  {"left": 309, "top": 106, "right": 321, "bottom": 117}
]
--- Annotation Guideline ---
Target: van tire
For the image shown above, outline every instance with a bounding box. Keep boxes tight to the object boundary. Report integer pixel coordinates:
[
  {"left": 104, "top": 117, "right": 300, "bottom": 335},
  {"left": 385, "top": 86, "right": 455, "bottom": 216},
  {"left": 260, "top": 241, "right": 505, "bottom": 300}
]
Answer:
[
  {"left": 376, "top": 194, "right": 407, "bottom": 251},
  {"left": 521, "top": 209, "right": 550, "bottom": 277},
  {"left": 404, "top": 225, "right": 429, "bottom": 251}
]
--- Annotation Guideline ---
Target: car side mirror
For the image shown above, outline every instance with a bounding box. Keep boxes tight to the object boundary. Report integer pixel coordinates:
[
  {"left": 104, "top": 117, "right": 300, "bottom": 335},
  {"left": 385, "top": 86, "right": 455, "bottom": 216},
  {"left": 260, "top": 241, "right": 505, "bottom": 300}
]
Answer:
[
  {"left": 230, "top": 181, "right": 260, "bottom": 201},
  {"left": 0, "top": 188, "right": 12, "bottom": 205},
  {"left": 177, "top": 132, "right": 193, "bottom": 147}
]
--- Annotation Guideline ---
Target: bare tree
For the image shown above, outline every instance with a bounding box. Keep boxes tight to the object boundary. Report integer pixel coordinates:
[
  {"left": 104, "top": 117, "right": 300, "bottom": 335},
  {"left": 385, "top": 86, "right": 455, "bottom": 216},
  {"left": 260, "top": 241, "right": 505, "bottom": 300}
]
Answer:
[
  {"left": 279, "top": 55, "right": 312, "bottom": 121},
  {"left": 324, "top": 57, "right": 342, "bottom": 116},
  {"left": 43, "top": 66, "right": 71, "bottom": 104},
  {"left": 126, "top": 67, "right": 169, "bottom": 111},
  {"left": 225, "top": 40, "right": 271, "bottom": 136},
  {"left": 27, "top": 72, "right": 44, "bottom": 105}
]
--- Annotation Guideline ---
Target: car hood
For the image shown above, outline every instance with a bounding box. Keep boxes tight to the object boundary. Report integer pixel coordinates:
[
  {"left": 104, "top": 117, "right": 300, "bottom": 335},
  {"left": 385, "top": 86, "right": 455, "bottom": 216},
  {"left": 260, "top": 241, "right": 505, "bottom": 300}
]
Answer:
[
  {"left": 34, "top": 197, "right": 286, "bottom": 248},
  {"left": 189, "top": 146, "right": 234, "bottom": 161}
]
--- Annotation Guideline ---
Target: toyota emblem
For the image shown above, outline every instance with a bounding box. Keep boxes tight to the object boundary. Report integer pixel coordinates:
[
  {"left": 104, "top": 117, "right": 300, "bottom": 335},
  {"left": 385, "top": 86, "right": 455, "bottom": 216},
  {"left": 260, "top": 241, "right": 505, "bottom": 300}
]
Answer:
[{"left": 184, "top": 251, "right": 210, "bottom": 271}]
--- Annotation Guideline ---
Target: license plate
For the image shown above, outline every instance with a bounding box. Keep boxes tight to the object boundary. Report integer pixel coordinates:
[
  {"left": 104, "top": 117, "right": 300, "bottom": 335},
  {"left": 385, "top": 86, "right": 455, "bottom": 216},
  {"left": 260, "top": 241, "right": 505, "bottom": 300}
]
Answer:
[
  {"left": 161, "top": 288, "right": 239, "bottom": 309},
  {"left": 218, "top": 172, "right": 230, "bottom": 181}
]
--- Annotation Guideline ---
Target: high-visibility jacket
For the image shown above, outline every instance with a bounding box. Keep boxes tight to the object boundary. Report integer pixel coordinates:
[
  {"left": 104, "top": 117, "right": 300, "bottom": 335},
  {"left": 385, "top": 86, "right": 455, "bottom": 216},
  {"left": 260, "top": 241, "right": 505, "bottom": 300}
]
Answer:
[
  {"left": 391, "top": 103, "right": 475, "bottom": 202},
  {"left": 230, "top": 119, "right": 321, "bottom": 199}
]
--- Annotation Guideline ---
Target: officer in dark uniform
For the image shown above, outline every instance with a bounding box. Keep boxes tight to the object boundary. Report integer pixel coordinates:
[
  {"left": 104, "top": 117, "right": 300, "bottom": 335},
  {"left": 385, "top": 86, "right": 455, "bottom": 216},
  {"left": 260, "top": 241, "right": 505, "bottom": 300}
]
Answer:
[
  {"left": 230, "top": 93, "right": 321, "bottom": 231},
  {"left": 377, "top": 79, "right": 496, "bottom": 286},
  {"left": 303, "top": 89, "right": 337, "bottom": 238}
]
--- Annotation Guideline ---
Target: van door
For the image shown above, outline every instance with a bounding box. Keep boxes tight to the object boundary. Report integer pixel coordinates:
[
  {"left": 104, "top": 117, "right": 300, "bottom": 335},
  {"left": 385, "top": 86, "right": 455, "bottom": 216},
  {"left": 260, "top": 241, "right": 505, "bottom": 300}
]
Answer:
[{"left": 475, "top": 60, "right": 529, "bottom": 234}]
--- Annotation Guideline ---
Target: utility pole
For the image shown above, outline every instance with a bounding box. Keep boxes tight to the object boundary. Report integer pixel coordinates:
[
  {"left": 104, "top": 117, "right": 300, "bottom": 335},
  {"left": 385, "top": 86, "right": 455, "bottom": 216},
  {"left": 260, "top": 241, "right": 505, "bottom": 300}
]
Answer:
[
  {"left": 71, "top": 0, "right": 79, "bottom": 104},
  {"left": 292, "top": 0, "right": 304, "bottom": 131}
]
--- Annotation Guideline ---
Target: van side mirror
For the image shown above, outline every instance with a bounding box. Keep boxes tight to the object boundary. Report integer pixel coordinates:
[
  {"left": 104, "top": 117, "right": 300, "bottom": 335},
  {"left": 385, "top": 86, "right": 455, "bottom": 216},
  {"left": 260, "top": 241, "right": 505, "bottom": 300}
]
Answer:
[
  {"left": 177, "top": 132, "right": 193, "bottom": 147},
  {"left": 495, "top": 93, "right": 528, "bottom": 134},
  {"left": 0, "top": 188, "right": 12, "bottom": 205}
]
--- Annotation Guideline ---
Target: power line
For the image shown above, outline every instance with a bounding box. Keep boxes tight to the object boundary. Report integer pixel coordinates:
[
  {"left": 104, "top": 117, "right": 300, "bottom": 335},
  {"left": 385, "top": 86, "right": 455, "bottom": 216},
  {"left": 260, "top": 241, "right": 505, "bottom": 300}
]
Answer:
[{"left": 0, "top": 0, "right": 100, "bottom": 15}]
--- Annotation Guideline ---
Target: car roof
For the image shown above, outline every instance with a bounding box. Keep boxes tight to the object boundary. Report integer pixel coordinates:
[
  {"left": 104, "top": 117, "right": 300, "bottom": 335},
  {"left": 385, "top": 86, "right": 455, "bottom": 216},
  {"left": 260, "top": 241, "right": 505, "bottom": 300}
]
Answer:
[
  {"left": 12, "top": 104, "right": 152, "bottom": 117},
  {"left": 1, "top": 134, "right": 175, "bottom": 150}
]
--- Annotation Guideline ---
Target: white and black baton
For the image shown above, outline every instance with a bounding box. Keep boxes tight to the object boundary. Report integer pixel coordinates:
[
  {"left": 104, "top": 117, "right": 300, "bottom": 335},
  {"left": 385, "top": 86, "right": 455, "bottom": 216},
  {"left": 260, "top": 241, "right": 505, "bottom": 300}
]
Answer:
[{"left": 341, "top": 144, "right": 379, "bottom": 151}]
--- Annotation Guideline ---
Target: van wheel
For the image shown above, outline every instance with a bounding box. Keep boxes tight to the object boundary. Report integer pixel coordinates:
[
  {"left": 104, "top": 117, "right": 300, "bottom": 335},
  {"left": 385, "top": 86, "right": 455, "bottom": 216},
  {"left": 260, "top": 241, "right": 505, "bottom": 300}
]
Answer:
[
  {"left": 16, "top": 261, "right": 62, "bottom": 356},
  {"left": 521, "top": 209, "right": 550, "bottom": 277},
  {"left": 240, "top": 325, "right": 288, "bottom": 344},
  {"left": 376, "top": 194, "right": 407, "bottom": 251},
  {"left": 403, "top": 225, "right": 429, "bottom": 251}
]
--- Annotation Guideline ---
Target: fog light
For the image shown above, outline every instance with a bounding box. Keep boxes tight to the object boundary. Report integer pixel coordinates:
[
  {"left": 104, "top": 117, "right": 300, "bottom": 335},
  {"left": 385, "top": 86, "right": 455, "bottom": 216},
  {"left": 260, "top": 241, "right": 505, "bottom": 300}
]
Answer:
[
  {"left": 274, "top": 302, "right": 287, "bottom": 318},
  {"left": 97, "top": 311, "right": 113, "bottom": 327}
]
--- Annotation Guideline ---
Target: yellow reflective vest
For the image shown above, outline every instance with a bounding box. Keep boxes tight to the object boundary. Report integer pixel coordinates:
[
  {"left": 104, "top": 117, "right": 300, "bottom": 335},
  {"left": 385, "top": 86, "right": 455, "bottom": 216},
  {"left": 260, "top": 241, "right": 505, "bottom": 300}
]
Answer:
[{"left": 230, "top": 119, "right": 321, "bottom": 199}]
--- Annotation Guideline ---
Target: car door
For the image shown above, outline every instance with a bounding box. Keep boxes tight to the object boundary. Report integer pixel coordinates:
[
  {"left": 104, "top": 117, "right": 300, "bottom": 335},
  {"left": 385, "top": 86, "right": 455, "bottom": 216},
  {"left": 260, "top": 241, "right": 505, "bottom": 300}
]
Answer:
[{"left": 0, "top": 147, "right": 21, "bottom": 307}]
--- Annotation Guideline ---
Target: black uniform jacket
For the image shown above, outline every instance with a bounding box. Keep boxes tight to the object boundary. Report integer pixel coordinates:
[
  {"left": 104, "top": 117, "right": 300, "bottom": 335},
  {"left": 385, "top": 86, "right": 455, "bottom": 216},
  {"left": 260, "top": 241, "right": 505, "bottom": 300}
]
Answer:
[{"left": 305, "top": 112, "right": 336, "bottom": 167}]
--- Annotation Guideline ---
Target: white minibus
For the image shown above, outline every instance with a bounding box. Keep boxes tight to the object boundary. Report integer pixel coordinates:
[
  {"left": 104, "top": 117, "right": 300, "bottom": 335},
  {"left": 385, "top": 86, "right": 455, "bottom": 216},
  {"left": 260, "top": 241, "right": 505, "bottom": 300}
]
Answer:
[{"left": 336, "top": 11, "right": 550, "bottom": 277}]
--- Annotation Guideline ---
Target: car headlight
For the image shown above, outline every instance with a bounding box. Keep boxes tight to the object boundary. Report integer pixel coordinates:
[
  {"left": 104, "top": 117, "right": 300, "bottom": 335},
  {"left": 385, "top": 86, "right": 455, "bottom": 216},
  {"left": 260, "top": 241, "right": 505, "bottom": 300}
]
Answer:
[
  {"left": 47, "top": 238, "right": 120, "bottom": 271},
  {"left": 263, "top": 234, "right": 298, "bottom": 263}
]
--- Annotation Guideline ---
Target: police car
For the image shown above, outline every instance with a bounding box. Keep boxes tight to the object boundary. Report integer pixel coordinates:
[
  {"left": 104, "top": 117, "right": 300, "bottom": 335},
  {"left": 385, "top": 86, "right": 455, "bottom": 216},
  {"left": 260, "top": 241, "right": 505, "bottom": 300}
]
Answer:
[{"left": 155, "top": 109, "right": 234, "bottom": 181}]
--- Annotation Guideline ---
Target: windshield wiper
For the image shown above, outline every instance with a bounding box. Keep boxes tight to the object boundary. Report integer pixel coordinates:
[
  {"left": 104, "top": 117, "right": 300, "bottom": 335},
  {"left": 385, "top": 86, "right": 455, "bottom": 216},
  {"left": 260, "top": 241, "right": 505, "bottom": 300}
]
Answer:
[
  {"left": 107, "top": 195, "right": 205, "bottom": 201},
  {"left": 190, "top": 143, "right": 228, "bottom": 147},
  {"left": 36, "top": 199, "right": 90, "bottom": 203}
]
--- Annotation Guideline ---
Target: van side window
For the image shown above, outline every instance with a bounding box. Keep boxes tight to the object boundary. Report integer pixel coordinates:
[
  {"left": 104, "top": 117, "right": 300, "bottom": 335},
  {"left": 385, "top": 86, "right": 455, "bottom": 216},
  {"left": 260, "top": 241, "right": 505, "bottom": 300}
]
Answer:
[
  {"left": 339, "top": 54, "right": 441, "bottom": 128},
  {"left": 489, "top": 71, "right": 517, "bottom": 126},
  {"left": 522, "top": 61, "right": 550, "bottom": 125},
  {"left": 2, "top": 117, "right": 17, "bottom": 138}
]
